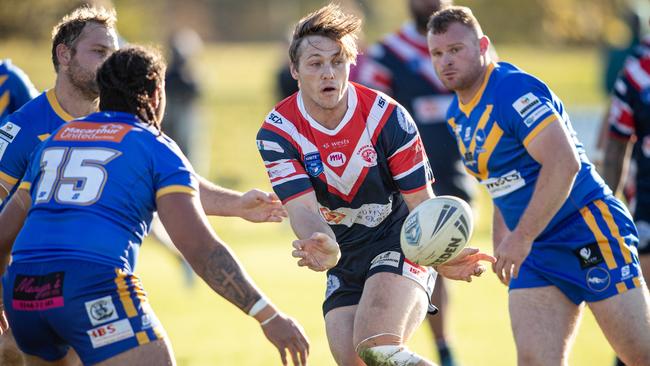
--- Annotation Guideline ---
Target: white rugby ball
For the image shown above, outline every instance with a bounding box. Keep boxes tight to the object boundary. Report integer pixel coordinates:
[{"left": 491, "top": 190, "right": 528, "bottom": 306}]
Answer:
[{"left": 400, "top": 196, "right": 473, "bottom": 266}]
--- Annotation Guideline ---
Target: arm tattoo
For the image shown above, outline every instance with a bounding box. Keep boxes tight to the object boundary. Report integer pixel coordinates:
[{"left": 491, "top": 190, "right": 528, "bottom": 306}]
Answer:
[{"left": 201, "top": 244, "right": 260, "bottom": 312}]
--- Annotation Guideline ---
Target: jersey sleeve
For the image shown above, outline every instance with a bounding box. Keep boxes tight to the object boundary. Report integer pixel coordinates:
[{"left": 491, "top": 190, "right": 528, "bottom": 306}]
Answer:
[
  {"left": 152, "top": 135, "right": 199, "bottom": 198},
  {"left": 495, "top": 73, "right": 563, "bottom": 147},
  {"left": 381, "top": 104, "right": 434, "bottom": 193},
  {"left": 0, "top": 112, "right": 39, "bottom": 185},
  {"left": 7, "top": 63, "right": 38, "bottom": 113},
  {"left": 607, "top": 57, "right": 641, "bottom": 141},
  {"left": 257, "top": 125, "right": 313, "bottom": 204}
]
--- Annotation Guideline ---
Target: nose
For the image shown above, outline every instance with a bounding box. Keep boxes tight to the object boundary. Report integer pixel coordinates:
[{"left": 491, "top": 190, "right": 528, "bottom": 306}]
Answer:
[
  {"left": 322, "top": 63, "right": 335, "bottom": 79},
  {"left": 441, "top": 52, "right": 453, "bottom": 66}
]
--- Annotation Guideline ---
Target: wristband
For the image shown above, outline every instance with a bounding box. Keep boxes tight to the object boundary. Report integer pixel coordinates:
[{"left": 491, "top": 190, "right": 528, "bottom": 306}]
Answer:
[
  {"left": 248, "top": 297, "right": 268, "bottom": 317},
  {"left": 260, "top": 312, "right": 279, "bottom": 326}
]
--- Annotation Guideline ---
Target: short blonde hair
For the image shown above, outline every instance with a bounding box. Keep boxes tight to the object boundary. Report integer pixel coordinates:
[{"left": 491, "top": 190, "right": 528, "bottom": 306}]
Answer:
[
  {"left": 51, "top": 5, "right": 117, "bottom": 72},
  {"left": 427, "top": 6, "right": 483, "bottom": 36},
  {"left": 288, "top": 3, "right": 361, "bottom": 67}
]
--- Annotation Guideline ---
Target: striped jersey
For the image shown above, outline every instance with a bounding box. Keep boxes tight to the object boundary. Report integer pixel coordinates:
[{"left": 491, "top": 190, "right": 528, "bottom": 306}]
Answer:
[
  {"left": 0, "top": 59, "right": 38, "bottom": 121},
  {"left": 257, "top": 82, "right": 433, "bottom": 247}
]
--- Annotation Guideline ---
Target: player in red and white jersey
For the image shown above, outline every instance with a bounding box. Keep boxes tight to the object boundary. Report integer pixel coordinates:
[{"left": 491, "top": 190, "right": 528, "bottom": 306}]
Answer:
[{"left": 257, "top": 4, "right": 494, "bottom": 365}]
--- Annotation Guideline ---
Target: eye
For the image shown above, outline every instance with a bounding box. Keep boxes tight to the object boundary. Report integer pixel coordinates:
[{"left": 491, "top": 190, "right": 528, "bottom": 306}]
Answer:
[{"left": 310, "top": 62, "right": 321, "bottom": 67}]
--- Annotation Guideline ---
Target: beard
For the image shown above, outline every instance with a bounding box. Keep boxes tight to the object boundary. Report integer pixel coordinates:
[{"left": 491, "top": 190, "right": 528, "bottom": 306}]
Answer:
[{"left": 68, "top": 56, "right": 99, "bottom": 100}]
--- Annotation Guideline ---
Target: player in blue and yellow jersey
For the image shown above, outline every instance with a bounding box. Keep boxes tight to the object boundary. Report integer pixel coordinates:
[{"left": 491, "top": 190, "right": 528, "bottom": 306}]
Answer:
[
  {"left": 258, "top": 5, "right": 494, "bottom": 366},
  {"left": 428, "top": 7, "right": 650, "bottom": 365},
  {"left": 0, "top": 59, "right": 38, "bottom": 122},
  {"left": 0, "top": 46, "right": 309, "bottom": 366}
]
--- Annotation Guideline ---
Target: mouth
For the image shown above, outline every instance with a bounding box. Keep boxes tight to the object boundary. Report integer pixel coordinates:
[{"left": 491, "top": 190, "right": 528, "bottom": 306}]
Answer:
[{"left": 321, "top": 86, "right": 337, "bottom": 93}]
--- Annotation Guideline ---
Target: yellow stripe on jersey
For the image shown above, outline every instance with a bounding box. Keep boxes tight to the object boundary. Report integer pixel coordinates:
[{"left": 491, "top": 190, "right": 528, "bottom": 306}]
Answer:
[
  {"left": 152, "top": 325, "right": 165, "bottom": 340},
  {"left": 18, "top": 181, "right": 31, "bottom": 190},
  {"left": 523, "top": 114, "right": 559, "bottom": 147},
  {"left": 633, "top": 277, "right": 643, "bottom": 288},
  {"left": 459, "top": 63, "right": 495, "bottom": 117},
  {"left": 45, "top": 89, "right": 74, "bottom": 122},
  {"left": 594, "top": 200, "right": 633, "bottom": 264},
  {"left": 37, "top": 133, "right": 50, "bottom": 141},
  {"left": 0, "top": 90, "right": 9, "bottom": 117},
  {"left": 136, "top": 331, "right": 150, "bottom": 345},
  {"left": 0, "top": 171, "right": 19, "bottom": 185},
  {"left": 468, "top": 104, "right": 494, "bottom": 154},
  {"left": 477, "top": 122, "right": 504, "bottom": 180},
  {"left": 616, "top": 282, "right": 628, "bottom": 294},
  {"left": 155, "top": 185, "right": 196, "bottom": 199},
  {"left": 579, "top": 205, "right": 617, "bottom": 270},
  {"left": 114, "top": 269, "right": 138, "bottom": 318},
  {"left": 0, "top": 75, "right": 8, "bottom": 85}
]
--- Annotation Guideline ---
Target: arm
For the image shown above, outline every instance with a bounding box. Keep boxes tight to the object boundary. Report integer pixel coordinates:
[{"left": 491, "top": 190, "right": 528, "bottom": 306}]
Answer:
[
  {"left": 197, "top": 175, "right": 287, "bottom": 222},
  {"left": 492, "top": 205, "right": 509, "bottom": 249},
  {"left": 602, "top": 136, "right": 633, "bottom": 195},
  {"left": 284, "top": 192, "right": 340, "bottom": 272},
  {"left": 493, "top": 120, "right": 580, "bottom": 284},
  {"left": 157, "top": 192, "right": 308, "bottom": 366},
  {"left": 0, "top": 176, "right": 15, "bottom": 202}
]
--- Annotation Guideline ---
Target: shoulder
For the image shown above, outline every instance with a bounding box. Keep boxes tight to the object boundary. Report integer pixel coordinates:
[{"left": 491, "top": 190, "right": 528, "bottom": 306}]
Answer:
[{"left": 492, "top": 63, "right": 551, "bottom": 105}]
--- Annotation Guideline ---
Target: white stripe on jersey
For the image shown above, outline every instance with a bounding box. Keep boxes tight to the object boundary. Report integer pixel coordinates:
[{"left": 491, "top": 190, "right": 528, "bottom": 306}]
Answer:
[
  {"left": 298, "top": 85, "right": 358, "bottom": 136},
  {"left": 388, "top": 134, "right": 418, "bottom": 159},
  {"left": 626, "top": 57, "right": 650, "bottom": 89},
  {"left": 393, "top": 160, "right": 425, "bottom": 181},
  {"left": 271, "top": 174, "right": 309, "bottom": 187}
]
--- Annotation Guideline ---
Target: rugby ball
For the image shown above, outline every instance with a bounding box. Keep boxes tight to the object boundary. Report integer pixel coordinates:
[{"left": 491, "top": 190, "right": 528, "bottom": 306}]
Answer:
[{"left": 400, "top": 196, "right": 473, "bottom": 266}]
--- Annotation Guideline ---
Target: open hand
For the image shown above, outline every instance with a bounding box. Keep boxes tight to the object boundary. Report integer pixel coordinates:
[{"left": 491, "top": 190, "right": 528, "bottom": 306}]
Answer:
[
  {"left": 240, "top": 189, "right": 288, "bottom": 223},
  {"left": 493, "top": 231, "right": 533, "bottom": 285},
  {"left": 436, "top": 247, "right": 496, "bottom": 282},
  {"left": 291, "top": 233, "right": 340, "bottom": 272},
  {"left": 261, "top": 313, "right": 310, "bottom": 366}
]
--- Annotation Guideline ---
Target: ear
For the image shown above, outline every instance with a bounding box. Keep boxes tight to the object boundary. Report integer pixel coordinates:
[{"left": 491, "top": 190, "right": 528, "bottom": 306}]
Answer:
[
  {"left": 478, "top": 35, "right": 491, "bottom": 56},
  {"left": 289, "top": 63, "right": 299, "bottom": 81},
  {"left": 56, "top": 44, "right": 73, "bottom": 70},
  {"left": 151, "top": 86, "right": 161, "bottom": 110}
]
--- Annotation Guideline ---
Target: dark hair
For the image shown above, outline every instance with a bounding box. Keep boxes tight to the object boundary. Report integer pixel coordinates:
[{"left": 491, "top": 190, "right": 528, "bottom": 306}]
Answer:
[
  {"left": 97, "top": 46, "right": 167, "bottom": 128},
  {"left": 427, "top": 6, "right": 482, "bottom": 36},
  {"left": 289, "top": 3, "right": 361, "bottom": 67},
  {"left": 51, "top": 5, "right": 117, "bottom": 72}
]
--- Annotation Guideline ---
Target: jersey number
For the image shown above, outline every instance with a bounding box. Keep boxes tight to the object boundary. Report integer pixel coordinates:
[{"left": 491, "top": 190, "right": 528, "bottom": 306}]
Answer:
[{"left": 35, "top": 147, "right": 121, "bottom": 205}]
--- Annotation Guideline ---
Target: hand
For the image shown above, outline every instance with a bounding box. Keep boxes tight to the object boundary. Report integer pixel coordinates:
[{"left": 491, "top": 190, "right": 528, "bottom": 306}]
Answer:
[
  {"left": 239, "top": 189, "right": 288, "bottom": 223},
  {"left": 493, "top": 231, "right": 533, "bottom": 286},
  {"left": 0, "top": 306, "right": 8, "bottom": 335},
  {"left": 261, "top": 313, "right": 310, "bottom": 366},
  {"left": 292, "top": 233, "right": 340, "bottom": 272},
  {"left": 435, "top": 247, "right": 496, "bottom": 282}
]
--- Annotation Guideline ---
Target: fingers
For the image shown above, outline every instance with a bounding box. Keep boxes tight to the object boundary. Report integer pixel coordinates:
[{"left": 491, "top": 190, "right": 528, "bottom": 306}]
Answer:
[
  {"left": 278, "top": 347, "right": 288, "bottom": 366},
  {"left": 0, "top": 311, "right": 7, "bottom": 335}
]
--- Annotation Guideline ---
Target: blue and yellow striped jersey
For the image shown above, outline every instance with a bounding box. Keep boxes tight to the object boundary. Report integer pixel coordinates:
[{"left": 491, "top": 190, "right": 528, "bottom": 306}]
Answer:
[
  {"left": 0, "top": 59, "right": 38, "bottom": 121},
  {"left": 12, "top": 111, "right": 198, "bottom": 271},
  {"left": 446, "top": 62, "right": 610, "bottom": 236}
]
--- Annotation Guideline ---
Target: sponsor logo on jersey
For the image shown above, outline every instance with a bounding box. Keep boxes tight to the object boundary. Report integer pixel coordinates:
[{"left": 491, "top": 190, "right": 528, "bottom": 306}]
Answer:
[
  {"left": 87, "top": 319, "right": 134, "bottom": 348},
  {"left": 357, "top": 145, "right": 377, "bottom": 167},
  {"left": 402, "top": 260, "right": 429, "bottom": 285},
  {"left": 327, "top": 151, "right": 347, "bottom": 167},
  {"left": 304, "top": 152, "right": 324, "bottom": 177},
  {"left": 573, "top": 243, "right": 604, "bottom": 269},
  {"left": 85, "top": 296, "right": 119, "bottom": 326},
  {"left": 586, "top": 267, "right": 610, "bottom": 292},
  {"left": 481, "top": 170, "right": 526, "bottom": 198},
  {"left": 12, "top": 272, "right": 64, "bottom": 311},
  {"left": 397, "top": 107, "right": 416, "bottom": 134},
  {"left": 54, "top": 122, "right": 132, "bottom": 142},
  {"left": 621, "top": 265, "right": 633, "bottom": 281},
  {"left": 0, "top": 121, "right": 20, "bottom": 142},
  {"left": 267, "top": 112, "right": 284, "bottom": 124},
  {"left": 325, "top": 274, "right": 340, "bottom": 299},
  {"left": 268, "top": 162, "right": 296, "bottom": 179},
  {"left": 403, "top": 213, "right": 422, "bottom": 246},
  {"left": 319, "top": 207, "right": 347, "bottom": 224},
  {"left": 256, "top": 140, "right": 285, "bottom": 153},
  {"left": 370, "top": 251, "right": 401, "bottom": 270},
  {"left": 523, "top": 105, "right": 551, "bottom": 127},
  {"left": 0, "top": 138, "right": 8, "bottom": 160},
  {"left": 463, "top": 127, "right": 472, "bottom": 142},
  {"left": 512, "top": 92, "right": 542, "bottom": 117},
  {"left": 318, "top": 200, "right": 393, "bottom": 228}
]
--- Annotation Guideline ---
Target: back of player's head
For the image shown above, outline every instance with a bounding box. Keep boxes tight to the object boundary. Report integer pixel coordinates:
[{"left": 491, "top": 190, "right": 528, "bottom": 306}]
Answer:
[
  {"left": 97, "top": 46, "right": 167, "bottom": 129},
  {"left": 427, "top": 5, "right": 483, "bottom": 37},
  {"left": 51, "top": 5, "right": 117, "bottom": 72},
  {"left": 288, "top": 3, "right": 361, "bottom": 67}
]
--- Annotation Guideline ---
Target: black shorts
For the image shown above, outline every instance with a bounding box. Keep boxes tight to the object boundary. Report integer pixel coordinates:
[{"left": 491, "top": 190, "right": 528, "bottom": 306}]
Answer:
[{"left": 322, "top": 233, "right": 436, "bottom": 316}]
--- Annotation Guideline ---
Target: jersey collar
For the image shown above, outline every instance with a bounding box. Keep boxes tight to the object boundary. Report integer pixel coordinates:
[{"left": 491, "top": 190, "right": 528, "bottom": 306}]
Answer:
[
  {"left": 46, "top": 89, "right": 75, "bottom": 122},
  {"left": 458, "top": 62, "right": 496, "bottom": 117},
  {"left": 297, "top": 83, "right": 358, "bottom": 136}
]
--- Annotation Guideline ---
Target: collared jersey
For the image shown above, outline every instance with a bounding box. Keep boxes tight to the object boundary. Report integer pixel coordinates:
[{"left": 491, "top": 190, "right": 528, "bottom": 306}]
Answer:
[
  {"left": 447, "top": 62, "right": 609, "bottom": 236},
  {"left": 0, "top": 59, "right": 38, "bottom": 121},
  {"left": 356, "top": 23, "right": 471, "bottom": 198},
  {"left": 257, "top": 82, "right": 433, "bottom": 247},
  {"left": 12, "top": 111, "right": 198, "bottom": 271},
  {"left": 608, "top": 36, "right": 650, "bottom": 221},
  {"left": 0, "top": 90, "right": 73, "bottom": 191}
]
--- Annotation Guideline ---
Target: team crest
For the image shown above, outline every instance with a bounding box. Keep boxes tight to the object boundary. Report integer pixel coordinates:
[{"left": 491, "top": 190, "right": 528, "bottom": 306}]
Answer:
[
  {"left": 403, "top": 213, "right": 421, "bottom": 246},
  {"left": 397, "top": 107, "right": 416, "bottom": 134},
  {"left": 304, "top": 152, "right": 324, "bottom": 177},
  {"left": 357, "top": 145, "right": 378, "bottom": 167}
]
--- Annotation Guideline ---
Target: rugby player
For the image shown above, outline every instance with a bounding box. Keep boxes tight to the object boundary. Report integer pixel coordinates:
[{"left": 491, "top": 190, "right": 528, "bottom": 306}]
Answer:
[{"left": 428, "top": 6, "right": 650, "bottom": 365}]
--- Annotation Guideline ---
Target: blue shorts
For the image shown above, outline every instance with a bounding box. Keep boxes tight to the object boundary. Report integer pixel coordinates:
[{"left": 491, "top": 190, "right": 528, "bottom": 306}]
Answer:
[
  {"left": 3, "top": 260, "right": 165, "bottom": 365},
  {"left": 510, "top": 196, "right": 645, "bottom": 304}
]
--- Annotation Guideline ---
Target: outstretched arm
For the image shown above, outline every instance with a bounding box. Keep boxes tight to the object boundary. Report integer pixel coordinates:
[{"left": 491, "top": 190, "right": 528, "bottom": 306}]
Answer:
[{"left": 157, "top": 191, "right": 308, "bottom": 366}]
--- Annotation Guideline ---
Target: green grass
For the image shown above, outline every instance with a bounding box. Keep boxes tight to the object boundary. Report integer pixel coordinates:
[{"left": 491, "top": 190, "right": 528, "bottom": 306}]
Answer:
[{"left": 0, "top": 40, "right": 615, "bottom": 365}]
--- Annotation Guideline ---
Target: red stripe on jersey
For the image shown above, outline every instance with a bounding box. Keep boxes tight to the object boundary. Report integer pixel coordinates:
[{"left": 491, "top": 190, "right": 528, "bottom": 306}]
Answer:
[
  {"left": 640, "top": 57, "right": 650, "bottom": 75},
  {"left": 388, "top": 137, "right": 426, "bottom": 177},
  {"left": 281, "top": 188, "right": 314, "bottom": 205},
  {"left": 371, "top": 104, "right": 397, "bottom": 143},
  {"left": 261, "top": 123, "right": 301, "bottom": 153},
  {"left": 400, "top": 183, "right": 432, "bottom": 195},
  {"left": 396, "top": 30, "right": 429, "bottom": 55}
]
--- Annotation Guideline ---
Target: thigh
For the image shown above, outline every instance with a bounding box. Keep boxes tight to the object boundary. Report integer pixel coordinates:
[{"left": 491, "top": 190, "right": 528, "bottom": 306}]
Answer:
[
  {"left": 353, "top": 272, "right": 429, "bottom": 348},
  {"left": 95, "top": 338, "right": 174, "bottom": 366},
  {"left": 588, "top": 286, "right": 650, "bottom": 366},
  {"left": 509, "top": 286, "right": 582, "bottom": 366},
  {"left": 324, "top": 305, "right": 363, "bottom": 366}
]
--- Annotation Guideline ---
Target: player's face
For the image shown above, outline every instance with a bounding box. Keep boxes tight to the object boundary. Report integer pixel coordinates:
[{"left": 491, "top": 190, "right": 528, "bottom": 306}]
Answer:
[
  {"left": 67, "top": 22, "right": 119, "bottom": 99},
  {"left": 409, "top": 0, "right": 444, "bottom": 30},
  {"left": 291, "top": 35, "right": 350, "bottom": 111},
  {"left": 427, "top": 22, "right": 485, "bottom": 93}
]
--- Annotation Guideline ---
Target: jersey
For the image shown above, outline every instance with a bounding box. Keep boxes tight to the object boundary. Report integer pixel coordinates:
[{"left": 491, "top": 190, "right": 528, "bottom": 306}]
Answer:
[
  {"left": 0, "top": 59, "right": 38, "bottom": 121},
  {"left": 356, "top": 22, "right": 473, "bottom": 201},
  {"left": 446, "top": 62, "right": 610, "bottom": 237},
  {"left": 608, "top": 35, "right": 650, "bottom": 223},
  {"left": 257, "top": 82, "right": 433, "bottom": 248},
  {"left": 0, "top": 90, "right": 72, "bottom": 204},
  {"left": 12, "top": 111, "right": 198, "bottom": 272}
]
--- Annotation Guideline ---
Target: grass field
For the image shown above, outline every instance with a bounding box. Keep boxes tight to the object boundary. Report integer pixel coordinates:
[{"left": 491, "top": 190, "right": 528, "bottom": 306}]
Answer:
[{"left": 1, "top": 40, "right": 616, "bottom": 365}]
